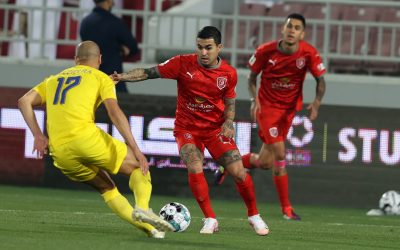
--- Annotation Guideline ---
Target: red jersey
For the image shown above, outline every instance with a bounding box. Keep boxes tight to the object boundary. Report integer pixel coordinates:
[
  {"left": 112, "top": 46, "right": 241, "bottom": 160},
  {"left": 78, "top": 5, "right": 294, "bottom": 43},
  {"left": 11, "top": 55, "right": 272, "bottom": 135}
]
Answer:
[
  {"left": 157, "top": 54, "right": 237, "bottom": 132},
  {"left": 248, "top": 40, "right": 326, "bottom": 111}
]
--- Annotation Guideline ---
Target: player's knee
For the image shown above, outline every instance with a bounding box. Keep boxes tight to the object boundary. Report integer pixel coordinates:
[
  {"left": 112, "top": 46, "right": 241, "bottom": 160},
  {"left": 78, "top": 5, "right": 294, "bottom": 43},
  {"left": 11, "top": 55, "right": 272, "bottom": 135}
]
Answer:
[
  {"left": 231, "top": 167, "right": 247, "bottom": 182},
  {"left": 258, "top": 158, "right": 273, "bottom": 170}
]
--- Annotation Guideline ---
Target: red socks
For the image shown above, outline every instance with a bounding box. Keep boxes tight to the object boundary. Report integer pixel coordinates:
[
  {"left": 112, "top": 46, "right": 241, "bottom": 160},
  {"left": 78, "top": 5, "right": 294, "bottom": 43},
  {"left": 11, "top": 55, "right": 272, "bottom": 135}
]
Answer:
[
  {"left": 188, "top": 172, "right": 216, "bottom": 218},
  {"left": 235, "top": 173, "right": 259, "bottom": 216},
  {"left": 242, "top": 153, "right": 261, "bottom": 169},
  {"left": 242, "top": 153, "right": 252, "bottom": 169},
  {"left": 273, "top": 160, "right": 291, "bottom": 209}
]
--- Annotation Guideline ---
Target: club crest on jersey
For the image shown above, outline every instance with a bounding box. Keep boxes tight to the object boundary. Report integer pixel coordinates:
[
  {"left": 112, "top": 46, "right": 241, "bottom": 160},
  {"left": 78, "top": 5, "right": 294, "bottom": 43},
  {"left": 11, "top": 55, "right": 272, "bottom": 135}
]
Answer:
[
  {"left": 269, "top": 127, "right": 278, "bottom": 138},
  {"left": 216, "top": 77, "right": 227, "bottom": 90},
  {"left": 184, "top": 133, "right": 193, "bottom": 140},
  {"left": 296, "top": 57, "right": 306, "bottom": 69}
]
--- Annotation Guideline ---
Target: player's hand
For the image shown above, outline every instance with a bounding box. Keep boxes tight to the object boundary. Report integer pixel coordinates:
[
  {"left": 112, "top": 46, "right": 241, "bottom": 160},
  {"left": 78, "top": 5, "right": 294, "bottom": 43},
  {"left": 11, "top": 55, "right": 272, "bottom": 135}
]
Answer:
[
  {"left": 121, "top": 45, "right": 130, "bottom": 57},
  {"left": 250, "top": 97, "right": 260, "bottom": 122},
  {"left": 221, "top": 119, "right": 235, "bottom": 139},
  {"left": 307, "top": 99, "right": 321, "bottom": 121},
  {"left": 33, "top": 134, "right": 48, "bottom": 159},
  {"left": 133, "top": 149, "right": 149, "bottom": 174},
  {"left": 110, "top": 71, "right": 122, "bottom": 84}
]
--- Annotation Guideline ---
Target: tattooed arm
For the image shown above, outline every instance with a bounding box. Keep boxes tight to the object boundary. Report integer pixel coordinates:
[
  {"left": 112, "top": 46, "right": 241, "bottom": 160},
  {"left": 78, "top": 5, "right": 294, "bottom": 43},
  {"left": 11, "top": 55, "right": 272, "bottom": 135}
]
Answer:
[
  {"left": 111, "top": 66, "right": 160, "bottom": 82},
  {"left": 221, "top": 97, "right": 236, "bottom": 139},
  {"left": 306, "top": 76, "right": 326, "bottom": 121}
]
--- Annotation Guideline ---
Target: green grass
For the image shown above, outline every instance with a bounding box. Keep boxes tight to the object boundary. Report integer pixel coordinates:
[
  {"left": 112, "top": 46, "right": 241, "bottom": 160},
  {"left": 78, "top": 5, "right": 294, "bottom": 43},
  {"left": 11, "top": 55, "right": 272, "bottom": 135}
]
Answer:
[{"left": 0, "top": 185, "right": 399, "bottom": 250}]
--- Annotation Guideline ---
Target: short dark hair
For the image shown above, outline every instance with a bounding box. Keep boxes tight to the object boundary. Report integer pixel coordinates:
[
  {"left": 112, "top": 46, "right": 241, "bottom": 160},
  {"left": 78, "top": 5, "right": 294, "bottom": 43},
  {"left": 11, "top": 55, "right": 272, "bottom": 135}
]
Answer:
[
  {"left": 286, "top": 13, "right": 306, "bottom": 28},
  {"left": 94, "top": 0, "right": 106, "bottom": 3},
  {"left": 197, "top": 26, "right": 222, "bottom": 45}
]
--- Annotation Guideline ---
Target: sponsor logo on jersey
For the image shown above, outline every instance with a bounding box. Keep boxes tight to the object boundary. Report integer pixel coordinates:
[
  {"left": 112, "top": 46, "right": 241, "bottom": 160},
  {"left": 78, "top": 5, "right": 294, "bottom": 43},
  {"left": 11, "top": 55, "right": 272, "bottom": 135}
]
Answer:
[
  {"left": 187, "top": 101, "right": 215, "bottom": 112},
  {"left": 271, "top": 78, "right": 295, "bottom": 90},
  {"left": 186, "top": 71, "right": 196, "bottom": 79},
  {"left": 184, "top": 133, "right": 193, "bottom": 140},
  {"left": 296, "top": 57, "right": 306, "bottom": 69},
  {"left": 249, "top": 54, "right": 256, "bottom": 65},
  {"left": 195, "top": 97, "right": 206, "bottom": 103},
  {"left": 317, "top": 63, "right": 325, "bottom": 71},
  {"left": 268, "top": 59, "right": 277, "bottom": 66},
  {"left": 269, "top": 127, "right": 278, "bottom": 138},
  {"left": 216, "top": 77, "right": 227, "bottom": 90}
]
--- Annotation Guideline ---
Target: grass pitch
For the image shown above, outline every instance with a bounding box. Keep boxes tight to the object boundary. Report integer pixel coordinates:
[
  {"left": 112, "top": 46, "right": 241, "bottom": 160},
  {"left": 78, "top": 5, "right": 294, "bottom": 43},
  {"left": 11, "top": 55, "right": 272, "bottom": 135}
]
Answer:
[{"left": 0, "top": 185, "right": 398, "bottom": 250}]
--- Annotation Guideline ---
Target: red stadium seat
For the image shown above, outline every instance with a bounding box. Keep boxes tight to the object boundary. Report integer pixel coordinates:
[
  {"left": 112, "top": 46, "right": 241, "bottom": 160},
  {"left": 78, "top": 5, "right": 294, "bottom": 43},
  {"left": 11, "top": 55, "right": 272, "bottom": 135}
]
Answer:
[
  {"left": 330, "top": 6, "right": 378, "bottom": 73},
  {"left": 0, "top": 0, "right": 16, "bottom": 56},
  {"left": 367, "top": 8, "right": 400, "bottom": 75},
  {"left": 303, "top": 4, "right": 342, "bottom": 52},
  {"left": 224, "top": 3, "right": 267, "bottom": 49},
  {"left": 56, "top": 1, "right": 79, "bottom": 59},
  {"left": 257, "top": 2, "right": 306, "bottom": 44},
  {"left": 223, "top": 3, "right": 268, "bottom": 67}
]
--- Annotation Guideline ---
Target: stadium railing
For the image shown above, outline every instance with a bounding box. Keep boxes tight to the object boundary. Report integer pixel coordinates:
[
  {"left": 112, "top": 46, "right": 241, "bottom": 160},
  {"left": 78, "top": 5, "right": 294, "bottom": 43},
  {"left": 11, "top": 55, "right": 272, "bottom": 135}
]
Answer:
[{"left": 0, "top": 0, "right": 399, "bottom": 75}]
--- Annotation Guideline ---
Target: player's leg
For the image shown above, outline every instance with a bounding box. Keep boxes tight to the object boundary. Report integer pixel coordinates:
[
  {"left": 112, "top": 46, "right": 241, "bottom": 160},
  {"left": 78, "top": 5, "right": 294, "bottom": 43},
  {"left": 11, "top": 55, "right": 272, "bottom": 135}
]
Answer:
[
  {"left": 207, "top": 133, "right": 268, "bottom": 236},
  {"left": 217, "top": 150, "right": 269, "bottom": 236},
  {"left": 116, "top": 141, "right": 174, "bottom": 233},
  {"left": 214, "top": 128, "right": 273, "bottom": 186},
  {"left": 82, "top": 129, "right": 172, "bottom": 234},
  {"left": 214, "top": 151, "right": 263, "bottom": 185},
  {"left": 270, "top": 141, "right": 300, "bottom": 220},
  {"left": 257, "top": 107, "right": 300, "bottom": 220},
  {"left": 175, "top": 131, "right": 218, "bottom": 234},
  {"left": 180, "top": 143, "right": 218, "bottom": 234}
]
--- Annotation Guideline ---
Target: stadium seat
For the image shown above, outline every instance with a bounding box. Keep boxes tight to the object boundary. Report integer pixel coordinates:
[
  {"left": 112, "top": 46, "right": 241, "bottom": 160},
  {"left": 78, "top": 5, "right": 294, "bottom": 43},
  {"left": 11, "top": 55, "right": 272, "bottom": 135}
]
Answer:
[
  {"left": 330, "top": 6, "right": 378, "bottom": 73},
  {"left": 223, "top": 3, "right": 267, "bottom": 67},
  {"left": 303, "top": 4, "right": 342, "bottom": 52},
  {"left": 224, "top": 3, "right": 267, "bottom": 49},
  {"left": 256, "top": 2, "right": 306, "bottom": 45},
  {"left": 0, "top": 0, "right": 16, "bottom": 56},
  {"left": 56, "top": 1, "right": 79, "bottom": 59},
  {"left": 367, "top": 8, "right": 400, "bottom": 75}
]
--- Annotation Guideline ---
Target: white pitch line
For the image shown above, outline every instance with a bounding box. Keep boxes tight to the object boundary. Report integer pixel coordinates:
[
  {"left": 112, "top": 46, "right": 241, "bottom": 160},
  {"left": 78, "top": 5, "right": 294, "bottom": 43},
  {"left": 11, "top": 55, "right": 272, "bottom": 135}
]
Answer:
[{"left": 1, "top": 209, "right": 399, "bottom": 229}]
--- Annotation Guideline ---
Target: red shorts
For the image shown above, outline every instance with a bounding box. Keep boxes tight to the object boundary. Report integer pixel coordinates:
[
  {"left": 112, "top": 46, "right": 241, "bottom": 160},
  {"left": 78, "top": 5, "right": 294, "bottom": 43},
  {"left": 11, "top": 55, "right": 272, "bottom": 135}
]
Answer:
[
  {"left": 257, "top": 106, "right": 296, "bottom": 144},
  {"left": 174, "top": 129, "right": 239, "bottom": 160}
]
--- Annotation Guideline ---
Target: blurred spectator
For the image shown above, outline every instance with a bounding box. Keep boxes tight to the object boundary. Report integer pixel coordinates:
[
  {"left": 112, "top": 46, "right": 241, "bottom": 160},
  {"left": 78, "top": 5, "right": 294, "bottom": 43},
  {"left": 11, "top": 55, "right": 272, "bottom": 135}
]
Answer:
[
  {"left": 8, "top": 0, "right": 63, "bottom": 59},
  {"left": 80, "top": 0, "right": 138, "bottom": 93}
]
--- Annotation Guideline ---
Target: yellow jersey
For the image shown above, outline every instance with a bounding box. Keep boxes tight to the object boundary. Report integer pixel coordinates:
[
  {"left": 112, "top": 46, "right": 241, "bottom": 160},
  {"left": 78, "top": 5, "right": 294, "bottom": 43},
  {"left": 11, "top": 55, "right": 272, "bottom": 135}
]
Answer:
[{"left": 33, "top": 65, "right": 116, "bottom": 147}]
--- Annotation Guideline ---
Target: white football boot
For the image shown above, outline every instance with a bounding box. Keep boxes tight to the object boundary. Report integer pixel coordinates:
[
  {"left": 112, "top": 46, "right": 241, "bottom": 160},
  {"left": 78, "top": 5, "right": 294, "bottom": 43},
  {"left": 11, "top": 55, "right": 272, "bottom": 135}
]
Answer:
[
  {"left": 248, "top": 214, "right": 269, "bottom": 236},
  {"left": 133, "top": 206, "right": 174, "bottom": 232},
  {"left": 200, "top": 217, "right": 219, "bottom": 234}
]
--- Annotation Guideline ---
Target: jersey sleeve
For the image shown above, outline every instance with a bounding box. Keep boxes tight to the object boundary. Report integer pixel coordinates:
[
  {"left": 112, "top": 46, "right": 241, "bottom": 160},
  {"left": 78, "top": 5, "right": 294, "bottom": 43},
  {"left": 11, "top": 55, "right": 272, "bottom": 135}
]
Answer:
[
  {"left": 308, "top": 47, "right": 326, "bottom": 78},
  {"left": 224, "top": 69, "right": 237, "bottom": 99},
  {"left": 157, "top": 55, "right": 181, "bottom": 79},
  {"left": 33, "top": 79, "right": 48, "bottom": 104},
  {"left": 98, "top": 72, "right": 117, "bottom": 101},
  {"left": 248, "top": 45, "right": 268, "bottom": 74}
]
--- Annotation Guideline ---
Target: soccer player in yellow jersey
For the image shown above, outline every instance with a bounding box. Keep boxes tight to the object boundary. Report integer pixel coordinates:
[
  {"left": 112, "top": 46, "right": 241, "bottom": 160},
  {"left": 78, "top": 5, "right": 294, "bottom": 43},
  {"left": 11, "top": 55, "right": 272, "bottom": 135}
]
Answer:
[{"left": 18, "top": 41, "right": 174, "bottom": 238}]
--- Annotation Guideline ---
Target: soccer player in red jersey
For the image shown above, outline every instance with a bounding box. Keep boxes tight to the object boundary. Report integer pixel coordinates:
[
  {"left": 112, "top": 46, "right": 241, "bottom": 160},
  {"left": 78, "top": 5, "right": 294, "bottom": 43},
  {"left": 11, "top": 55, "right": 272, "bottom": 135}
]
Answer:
[
  {"left": 215, "top": 13, "right": 327, "bottom": 220},
  {"left": 111, "top": 26, "right": 269, "bottom": 235}
]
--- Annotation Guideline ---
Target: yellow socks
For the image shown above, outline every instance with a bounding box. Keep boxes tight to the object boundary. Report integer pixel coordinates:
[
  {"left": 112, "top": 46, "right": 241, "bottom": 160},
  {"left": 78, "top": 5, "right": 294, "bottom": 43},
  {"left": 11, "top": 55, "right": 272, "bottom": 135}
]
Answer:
[
  {"left": 101, "top": 187, "right": 155, "bottom": 235},
  {"left": 129, "top": 168, "right": 152, "bottom": 210}
]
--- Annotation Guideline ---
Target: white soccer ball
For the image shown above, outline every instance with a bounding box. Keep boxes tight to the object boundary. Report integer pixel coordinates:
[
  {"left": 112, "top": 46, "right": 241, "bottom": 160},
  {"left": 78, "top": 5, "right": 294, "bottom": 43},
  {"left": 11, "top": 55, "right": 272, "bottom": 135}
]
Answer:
[
  {"left": 159, "top": 202, "right": 191, "bottom": 232},
  {"left": 379, "top": 190, "right": 400, "bottom": 215}
]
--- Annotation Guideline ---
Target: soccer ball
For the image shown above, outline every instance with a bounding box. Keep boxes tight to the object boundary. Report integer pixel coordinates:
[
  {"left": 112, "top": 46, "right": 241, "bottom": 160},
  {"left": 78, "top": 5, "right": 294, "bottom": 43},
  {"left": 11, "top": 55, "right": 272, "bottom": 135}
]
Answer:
[
  {"left": 379, "top": 190, "right": 400, "bottom": 215},
  {"left": 159, "top": 202, "right": 191, "bottom": 232}
]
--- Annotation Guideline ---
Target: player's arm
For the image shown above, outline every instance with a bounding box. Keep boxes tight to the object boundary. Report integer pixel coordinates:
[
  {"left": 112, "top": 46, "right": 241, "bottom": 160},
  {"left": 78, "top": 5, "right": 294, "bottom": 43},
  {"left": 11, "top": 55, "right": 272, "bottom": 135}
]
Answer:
[
  {"left": 103, "top": 98, "right": 149, "bottom": 173},
  {"left": 18, "top": 89, "right": 48, "bottom": 159},
  {"left": 248, "top": 71, "right": 260, "bottom": 122},
  {"left": 111, "top": 67, "right": 160, "bottom": 83},
  {"left": 307, "top": 76, "right": 326, "bottom": 121},
  {"left": 221, "top": 98, "right": 235, "bottom": 139}
]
